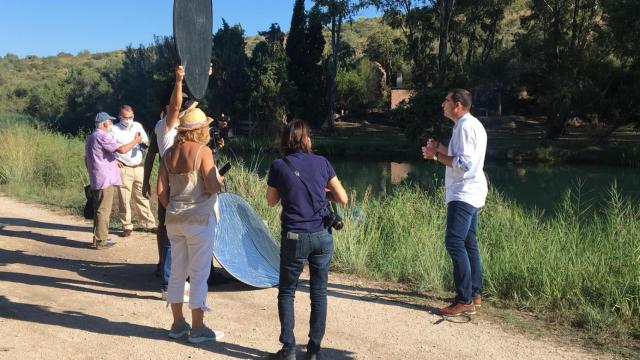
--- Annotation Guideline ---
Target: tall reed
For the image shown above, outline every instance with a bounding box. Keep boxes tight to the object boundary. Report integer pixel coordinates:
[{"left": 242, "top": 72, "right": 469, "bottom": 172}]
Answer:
[{"left": 1, "top": 113, "right": 637, "bottom": 337}]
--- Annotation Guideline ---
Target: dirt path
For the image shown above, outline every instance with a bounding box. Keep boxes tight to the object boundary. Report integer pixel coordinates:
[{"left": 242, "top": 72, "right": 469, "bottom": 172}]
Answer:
[{"left": 0, "top": 194, "right": 605, "bottom": 359}]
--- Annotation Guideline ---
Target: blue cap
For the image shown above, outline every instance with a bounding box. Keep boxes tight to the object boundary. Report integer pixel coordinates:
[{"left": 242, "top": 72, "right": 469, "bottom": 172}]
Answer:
[{"left": 95, "top": 112, "right": 116, "bottom": 125}]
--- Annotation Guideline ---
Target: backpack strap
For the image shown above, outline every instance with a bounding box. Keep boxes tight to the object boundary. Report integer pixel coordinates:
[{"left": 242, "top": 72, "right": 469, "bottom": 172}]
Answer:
[{"left": 282, "top": 156, "right": 326, "bottom": 215}]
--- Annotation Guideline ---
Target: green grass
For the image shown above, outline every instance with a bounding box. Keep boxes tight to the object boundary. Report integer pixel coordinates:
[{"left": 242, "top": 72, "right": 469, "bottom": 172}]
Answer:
[
  {"left": 0, "top": 113, "right": 88, "bottom": 212},
  {"left": 1, "top": 112, "right": 639, "bottom": 346}
]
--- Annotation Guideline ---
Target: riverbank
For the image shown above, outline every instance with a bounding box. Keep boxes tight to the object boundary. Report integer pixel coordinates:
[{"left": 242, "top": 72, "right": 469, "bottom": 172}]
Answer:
[
  {"left": 0, "top": 113, "right": 638, "bottom": 355},
  {"left": 225, "top": 117, "right": 640, "bottom": 166}
]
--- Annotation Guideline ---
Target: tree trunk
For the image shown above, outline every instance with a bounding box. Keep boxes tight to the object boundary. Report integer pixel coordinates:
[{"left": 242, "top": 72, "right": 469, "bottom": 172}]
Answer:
[
  {"left": 438, "top": 0, "right": 455, "bottom": 85},
  {"left": 327, "top": 14, "right": 342, "bottom": 131}
]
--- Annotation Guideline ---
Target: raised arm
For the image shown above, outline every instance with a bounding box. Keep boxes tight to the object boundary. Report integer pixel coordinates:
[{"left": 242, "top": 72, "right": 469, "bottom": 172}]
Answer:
[
  {"left": 166, "top": 65, "right": 186, "bottom": 130},
  {"left": 115, "top": 132, "right": 142, "bottom": 154}
]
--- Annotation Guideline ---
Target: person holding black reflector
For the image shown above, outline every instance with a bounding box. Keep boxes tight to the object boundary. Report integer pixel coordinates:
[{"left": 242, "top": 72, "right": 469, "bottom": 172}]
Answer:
[{"left": 266, "top": 120, "right": 348, "bottom": 360}]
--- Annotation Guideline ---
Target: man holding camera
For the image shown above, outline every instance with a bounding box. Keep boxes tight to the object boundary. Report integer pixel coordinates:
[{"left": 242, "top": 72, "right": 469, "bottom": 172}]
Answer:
[
  {"left": 85, "top": 112, "right": 142, "bottom": 249},
  {"left": 211, "top": 114, "right": 229, "bottom": 153},
  {"left": 421, "top": 89, "right": 488, "bottom": 317},
  {"left": 111, "top": 104, "right": 156, "bottom": 238}
]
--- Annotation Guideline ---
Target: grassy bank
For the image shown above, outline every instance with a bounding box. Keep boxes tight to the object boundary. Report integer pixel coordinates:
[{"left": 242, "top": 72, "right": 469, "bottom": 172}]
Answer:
[
  {"left": 1, "top": 113, "right": 638, "bottom": 345},
  {"left": 0, "top": 113, "right": 88, "bottom": 211}
]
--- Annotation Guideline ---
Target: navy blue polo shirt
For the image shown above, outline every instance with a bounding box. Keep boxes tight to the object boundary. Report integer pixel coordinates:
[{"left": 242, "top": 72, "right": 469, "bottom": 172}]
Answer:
[{"left": 267, "top": 151, "right": 337, "bottom": 237}]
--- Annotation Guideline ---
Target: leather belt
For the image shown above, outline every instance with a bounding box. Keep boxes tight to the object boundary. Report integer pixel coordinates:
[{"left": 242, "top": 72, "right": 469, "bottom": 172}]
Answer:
[{"left": 118, "top": 161, "right": 144, "bottom": 168}]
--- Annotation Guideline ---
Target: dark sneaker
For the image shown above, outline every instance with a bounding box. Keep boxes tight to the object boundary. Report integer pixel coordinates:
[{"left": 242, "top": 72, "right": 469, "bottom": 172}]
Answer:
[
  {"left": 91, "top": 240, "right": 116, "bottom": 250},
  {"left": 168, "top": 322, "right": 190, "bottom": 339},
  {"left": 188, "top": 325, "right": 223, "bottom": 343},
  {"left": 120, "top": 229, "right": 132, "bottom": 238},
  {"left": 305, "top": 351, "right": 317, "bottom": 360},
  {"left": 438, "top": 302, "right": 476, "bottom": 316},
  {"left": 146, "top": 227, "right": 158, "bottom": 234},
  {"left": 268, "top": 349, "right": 296, "bottom": 360},
  {"left": 473, "top": 294, "right": 482, "bottom": 307}
]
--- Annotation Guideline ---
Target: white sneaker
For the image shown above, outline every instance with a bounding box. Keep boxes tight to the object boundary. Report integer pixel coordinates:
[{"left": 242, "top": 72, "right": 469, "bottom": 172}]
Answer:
[
  {"left": 187, "top": 325, "right": 224, "bottom": 343},
  {"left": 168, "top": 322, "right": 191, "bottom": 339}
]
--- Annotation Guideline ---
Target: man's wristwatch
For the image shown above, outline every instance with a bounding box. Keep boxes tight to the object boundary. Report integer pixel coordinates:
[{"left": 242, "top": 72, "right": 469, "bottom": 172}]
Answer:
[{"left": 432, "top": 152, "right": 439, "bottom": 161}]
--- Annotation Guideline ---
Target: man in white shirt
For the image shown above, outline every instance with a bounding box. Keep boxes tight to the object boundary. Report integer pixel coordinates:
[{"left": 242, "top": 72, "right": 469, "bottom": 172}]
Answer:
[
  {"left": 111, "top": 105, "right": 157, "bottom": 237},
  {"left": 422, "top": 88, "right": 488, "bottom": 317}
]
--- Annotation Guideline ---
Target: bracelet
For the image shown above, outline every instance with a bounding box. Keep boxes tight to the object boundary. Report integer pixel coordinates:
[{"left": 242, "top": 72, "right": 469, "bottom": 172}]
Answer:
[{"left": 433, "top": 152, "right": 439, "bottom": 161}]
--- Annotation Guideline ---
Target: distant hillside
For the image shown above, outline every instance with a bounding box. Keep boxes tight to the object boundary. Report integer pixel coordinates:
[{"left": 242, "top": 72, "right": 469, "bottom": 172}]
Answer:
[
  {"left": 245, "top": 17, "right": 391, "bottom": 56},
  {"left": 0, "top": 51, "right": 123, "bottom": 113},
  {"left": 0, "top": 17, "right": 390, "bottom": 113}
]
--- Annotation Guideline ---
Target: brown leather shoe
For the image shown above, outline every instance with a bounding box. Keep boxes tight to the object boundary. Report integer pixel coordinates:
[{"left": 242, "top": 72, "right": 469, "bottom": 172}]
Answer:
[
  {"left": 473, "top": 294, "right": 482, "bottom": 307},
  {"left": 120, "top": 229, "right": 132, "bottom": 238},
  {"left": 439, "top": 302, "right": 476, "bottom": 316},
  {"left": 268, "top": 349, "right": 296, "bottom": 360}
]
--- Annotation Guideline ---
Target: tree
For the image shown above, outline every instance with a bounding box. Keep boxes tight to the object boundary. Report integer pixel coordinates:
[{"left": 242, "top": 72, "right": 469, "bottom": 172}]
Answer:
[
  {"left": 286, "top": 0, "right": 307, "bottom": 93},
  {"left": 26, "top": 79, "right": 68, "bottom": 125},
  {"left": 370, "top": 0, "right": 523, "bottom": 138},
  {"left": 516, "top": 0, "right": 609, "bottom": 138},
  {"left": 109, "top": 36, "right": 176, "bottom": 129},
  {"left": 588, "top": 0, "right": 640, "bottom": 138},
  {"left": 249, "top": 24, "right": 289, "bottom": 136},
  {"left": 208, "top": 20, "right": 251, "bottom": 122},
  {"left": 337, "top": 58, "right": 385, "bottom": 112},
  {"left": 285, "top": 1, "right": 327, "bottom": 128},
  {"left": 63, "top": 65, "right": 115, "bottom": 133},
  {"left": 368, "top": 0, "right": 437, "bottom": 86},
  {"left": 437, "top": 0, "right": 455, "bottom": 84},
  {"left": 364, "top": 27, "right": 406, "bottom": 86},
  {"left": 313, "top": 0, "right": 366, "bottom": 130}
]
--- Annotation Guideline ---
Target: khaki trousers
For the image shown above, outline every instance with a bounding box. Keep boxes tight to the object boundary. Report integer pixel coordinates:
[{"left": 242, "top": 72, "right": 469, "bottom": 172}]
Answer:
[
  {"left": 92, "top": 186, "right": 115, "bottom": 245},
  {"left": 118, "top": 166, "right": 156, "bottom": 230}
]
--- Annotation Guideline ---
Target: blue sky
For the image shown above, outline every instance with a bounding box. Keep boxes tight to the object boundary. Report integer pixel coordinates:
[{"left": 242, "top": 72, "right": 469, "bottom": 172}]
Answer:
[{"left": 0, "top": 1, "right": 380, "bottom": 58}]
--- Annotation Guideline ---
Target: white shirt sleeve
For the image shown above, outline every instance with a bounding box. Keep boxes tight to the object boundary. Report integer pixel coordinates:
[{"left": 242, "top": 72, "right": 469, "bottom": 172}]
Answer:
[{"left": 452, "top": 125, "right": 476, "bottom": 172}]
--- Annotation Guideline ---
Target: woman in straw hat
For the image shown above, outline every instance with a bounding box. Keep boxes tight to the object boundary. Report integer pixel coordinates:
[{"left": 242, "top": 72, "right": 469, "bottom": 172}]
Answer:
[{"left": 157, "top": 105, "right": 224, "bottom": 344}]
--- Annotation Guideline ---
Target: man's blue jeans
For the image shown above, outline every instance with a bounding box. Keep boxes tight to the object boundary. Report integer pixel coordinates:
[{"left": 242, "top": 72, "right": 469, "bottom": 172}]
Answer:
[
  {"left": 161, "top": 237, "right": 172, "bottom": 291},
  {"left": 445, "top": 201, "right": 483, "bottom": 304},
  {"left": 158, "top": 203, "right": 171, "bottom": 291},
  {"left": 278, "top": 229, "right": 333, "bottom": 354}
]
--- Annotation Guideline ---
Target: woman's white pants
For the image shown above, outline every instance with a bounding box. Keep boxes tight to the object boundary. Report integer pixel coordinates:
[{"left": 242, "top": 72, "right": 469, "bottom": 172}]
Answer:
[{"left": 166, "top": 214, "right": 215, "bottom": 310}]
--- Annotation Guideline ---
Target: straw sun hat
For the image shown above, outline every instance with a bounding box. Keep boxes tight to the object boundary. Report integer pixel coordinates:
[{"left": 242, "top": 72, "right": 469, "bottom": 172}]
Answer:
[{"left": 176, "top": 107, "right": 213, "bottom": 132}]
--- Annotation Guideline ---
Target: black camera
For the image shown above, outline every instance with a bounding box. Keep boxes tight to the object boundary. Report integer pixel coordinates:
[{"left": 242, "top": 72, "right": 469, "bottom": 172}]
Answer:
[
  {"left": 323, "top": 208, "right": 344, "bottom": 231},
  {"left": 419, "top": 130, "right": 438, "bottom": 145},
  {"left": 209, "top": 115, "right": 231, "bottom": 152}
]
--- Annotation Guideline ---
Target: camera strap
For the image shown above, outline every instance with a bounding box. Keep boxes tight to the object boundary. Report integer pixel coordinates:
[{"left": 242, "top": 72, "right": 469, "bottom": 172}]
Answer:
[{"left": 281, "top": 156, "right": 326, "bottom": 215}]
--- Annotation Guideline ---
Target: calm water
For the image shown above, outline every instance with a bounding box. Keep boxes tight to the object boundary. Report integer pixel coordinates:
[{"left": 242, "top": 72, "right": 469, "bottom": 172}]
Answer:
[
  {"left": 334, "top": 161, "right": 640, "bottom": 215},
  {"left": 236, "top": 153, "right": 640, "bottom": 215}
]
